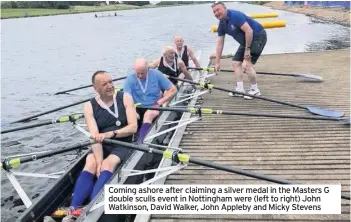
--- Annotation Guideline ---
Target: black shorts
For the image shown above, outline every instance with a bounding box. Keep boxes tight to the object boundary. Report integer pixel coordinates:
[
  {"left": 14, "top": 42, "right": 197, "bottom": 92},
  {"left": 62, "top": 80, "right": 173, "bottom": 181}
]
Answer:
[
  {"left": 102, "top": 144, "right": 131, "bottom": 161},
  {"left": 136, "top": 107, "right": 147, "bottom": 124},
  {"left": 232, "top": 30, "right": 267, "bottom": 64},
  {"left": 89, "top": 139, "right": 132, "bottom": 162}
]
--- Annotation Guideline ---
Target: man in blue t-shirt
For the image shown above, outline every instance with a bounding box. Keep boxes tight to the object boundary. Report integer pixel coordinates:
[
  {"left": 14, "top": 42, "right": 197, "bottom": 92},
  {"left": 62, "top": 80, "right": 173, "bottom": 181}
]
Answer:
[
  {"left": 212, "top": 1, "right": 267, "bottom": 99},
  {"left": 124, "top": 58, "right": 177, "bottom": 144}
]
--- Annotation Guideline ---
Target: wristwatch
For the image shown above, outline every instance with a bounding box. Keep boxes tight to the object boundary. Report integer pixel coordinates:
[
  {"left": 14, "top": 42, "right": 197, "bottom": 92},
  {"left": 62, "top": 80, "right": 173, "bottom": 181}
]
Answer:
[
  {"left": 112, "top": 130, "right": 118, "bottom": 138},
  {"left": 245, "top": 46, "right": 251, "bottom": 49}
]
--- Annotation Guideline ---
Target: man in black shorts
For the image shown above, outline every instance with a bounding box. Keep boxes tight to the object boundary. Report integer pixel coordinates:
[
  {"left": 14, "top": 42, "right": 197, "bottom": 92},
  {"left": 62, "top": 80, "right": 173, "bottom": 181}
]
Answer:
[{"left": 212, "top": 1, "right": 267, "bottom": 99}]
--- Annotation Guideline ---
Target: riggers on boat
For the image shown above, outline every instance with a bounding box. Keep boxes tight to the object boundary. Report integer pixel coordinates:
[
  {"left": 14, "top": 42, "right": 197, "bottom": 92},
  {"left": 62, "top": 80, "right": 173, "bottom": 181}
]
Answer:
[{"left": 14, "top": 51, "right": 206, "bottom": 222}]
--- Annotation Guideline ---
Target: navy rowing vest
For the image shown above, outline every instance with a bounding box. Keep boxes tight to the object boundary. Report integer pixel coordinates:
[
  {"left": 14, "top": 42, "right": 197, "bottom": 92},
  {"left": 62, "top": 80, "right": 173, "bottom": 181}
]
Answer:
[
  {"left": 157, "top": 56, "right": 180, "bottom": 85},
  {"left": 177, "top": 45, "right": 189, "bottom": 67},
  {"left": 90, "top": 92, "right": 132, "bottom": 142}
]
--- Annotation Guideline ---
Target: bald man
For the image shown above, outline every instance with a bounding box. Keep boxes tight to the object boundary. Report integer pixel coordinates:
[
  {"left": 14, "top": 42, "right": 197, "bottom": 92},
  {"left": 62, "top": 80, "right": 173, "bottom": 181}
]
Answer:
[
  {"left": 124, "top": 58, "right": 177, "bottom": 144},
  {"left": 173, "top": 35, "right": 201, "bottom": 68},
  {"left": 149, "top": 46, "right": 193, "bottom": 86}
]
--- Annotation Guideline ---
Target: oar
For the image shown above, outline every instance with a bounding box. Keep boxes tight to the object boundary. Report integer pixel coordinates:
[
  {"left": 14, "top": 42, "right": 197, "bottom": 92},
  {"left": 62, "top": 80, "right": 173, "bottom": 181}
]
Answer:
[
  {"left": 0, "top": 141, "right": 94, "bottom": 170},
  {"left": 54, "top": 76, "right": 127, "bottom": 95},
  {"left": 187, "top": 67, "right": 323, "bottom": 82},
  {"left": 137, "top": 106, "right": 350, "bottom": 125},
  {"left": 1, "top": 114, "right": 84, "bottom": 134},
  {"left": 100, "top": 138, "right": 350, "bottom": 200},
  {"left": 168, "top": 76, "right": 344, "bottom": 118},
  {"left": 12, "top": 88, "right": 122, "bottom": 123},
  {"left": 12, "top": 98, "right": 90, "bottom": 123}
]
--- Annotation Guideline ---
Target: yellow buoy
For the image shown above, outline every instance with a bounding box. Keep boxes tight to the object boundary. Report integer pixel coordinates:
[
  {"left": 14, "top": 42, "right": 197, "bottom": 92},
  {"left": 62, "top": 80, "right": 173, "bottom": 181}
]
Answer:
[
  {"left": 210, "top": 20, "right": 286, "bottom": 32},
  {"left": 260, "top": 20, "right": 286, "bottom": 29},
  {"left": 248, "top": 12, "right": 278, "bottom": 19}
]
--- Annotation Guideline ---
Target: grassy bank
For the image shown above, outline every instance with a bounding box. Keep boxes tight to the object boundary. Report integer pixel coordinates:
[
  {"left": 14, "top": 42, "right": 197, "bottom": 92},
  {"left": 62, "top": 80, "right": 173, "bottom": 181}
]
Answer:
[{"left": 1, "top": 4, "right": 158, "bottom": 19}]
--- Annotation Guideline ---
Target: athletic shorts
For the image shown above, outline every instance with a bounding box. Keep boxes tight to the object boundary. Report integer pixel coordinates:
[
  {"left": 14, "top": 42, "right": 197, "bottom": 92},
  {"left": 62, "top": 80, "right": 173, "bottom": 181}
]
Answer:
[
  {"left": 89, "top": 139, "right": 132, "bottom": 162},
  {"left": 232, "top": 30, "right": 267, "bottom": 64}
]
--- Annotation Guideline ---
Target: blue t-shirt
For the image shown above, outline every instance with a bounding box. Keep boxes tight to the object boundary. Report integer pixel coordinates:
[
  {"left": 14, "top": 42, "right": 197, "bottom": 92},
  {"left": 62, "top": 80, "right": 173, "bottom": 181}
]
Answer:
[
  {"left": 218, "top": 10, "right": 264, "bottom": 46},
  {"left": 123, "top": 68, "right": 172, "bottom": 106}
]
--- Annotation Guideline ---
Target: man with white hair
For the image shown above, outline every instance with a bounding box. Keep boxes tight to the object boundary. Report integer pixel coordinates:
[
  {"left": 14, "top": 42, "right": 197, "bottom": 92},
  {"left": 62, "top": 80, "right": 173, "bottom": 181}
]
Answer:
[
  {"left": 173, "top": 35, "right": 201, "bottom": 68},
  {"left": 149, "top": 45, "right": 193, "bottom": 86},
  {"left": 124, "top": 58, "right": 177, "bottom": 144}
]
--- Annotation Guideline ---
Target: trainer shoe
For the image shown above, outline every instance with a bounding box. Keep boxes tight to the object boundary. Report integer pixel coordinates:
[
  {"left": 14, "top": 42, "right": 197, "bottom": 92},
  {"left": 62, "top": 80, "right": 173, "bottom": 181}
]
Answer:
[
  {"left": 51, "top": 207, "right": 71, "bottom": 219},
  {"left": 244, "top": 88, "right": 261, "bottom": 100},
  {"left": 51, "top": 206, "right": 85, "bottom": 220},
  {"left": 71, "top": 207, "right": 85, "bottom": 217},
  {"left": 228, "top": 88, "right": 245, "bottom": 97}
]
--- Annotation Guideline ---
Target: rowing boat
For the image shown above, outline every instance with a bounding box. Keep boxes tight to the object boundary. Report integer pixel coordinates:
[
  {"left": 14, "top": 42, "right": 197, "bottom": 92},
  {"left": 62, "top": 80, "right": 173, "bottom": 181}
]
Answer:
[{"left": 16, "top": 50, "right": 206, "bottom": 222}]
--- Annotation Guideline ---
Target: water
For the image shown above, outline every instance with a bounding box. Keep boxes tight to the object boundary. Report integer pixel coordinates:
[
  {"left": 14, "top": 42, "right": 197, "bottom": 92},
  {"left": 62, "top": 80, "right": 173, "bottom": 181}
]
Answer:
[{"left": 1, "top": 2, "right": 349, "bottom": 221}]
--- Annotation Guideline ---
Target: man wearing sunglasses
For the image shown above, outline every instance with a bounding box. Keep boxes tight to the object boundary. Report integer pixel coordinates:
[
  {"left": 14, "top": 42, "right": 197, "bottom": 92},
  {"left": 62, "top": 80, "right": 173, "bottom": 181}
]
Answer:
[{"left": 212, "top": 1, "right": 267, "bottom": 99}]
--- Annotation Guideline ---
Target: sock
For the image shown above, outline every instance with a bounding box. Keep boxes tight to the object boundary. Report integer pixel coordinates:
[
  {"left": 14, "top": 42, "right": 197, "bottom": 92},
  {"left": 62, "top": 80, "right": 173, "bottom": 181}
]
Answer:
[
  {"left": 90, "top": 170, "right": 113, "bottom": 200},
  {"left": 71, "top": 171, "right": 94, "bottom": 208},
  {"left": 251, "top": 83, "right": 258, "bottom": 90},
  {"left": 236, "top": 82, "right": 244, "bottom": 91},
  {"left": 137, "top": 123, "right": 151, "bottom": 144}
]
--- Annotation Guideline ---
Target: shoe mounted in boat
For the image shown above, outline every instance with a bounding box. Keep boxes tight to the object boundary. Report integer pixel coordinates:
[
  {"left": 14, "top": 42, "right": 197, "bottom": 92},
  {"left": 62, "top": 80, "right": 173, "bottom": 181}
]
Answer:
[{"left": 51, "top": 206, "right": 85, "bottom": 220}]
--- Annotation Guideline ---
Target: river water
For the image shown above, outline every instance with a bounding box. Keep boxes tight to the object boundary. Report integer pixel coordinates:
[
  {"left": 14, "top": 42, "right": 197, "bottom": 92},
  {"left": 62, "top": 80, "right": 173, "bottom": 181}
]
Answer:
[{"left": 1, "top": 2, "right": 350, "bottom": 221}]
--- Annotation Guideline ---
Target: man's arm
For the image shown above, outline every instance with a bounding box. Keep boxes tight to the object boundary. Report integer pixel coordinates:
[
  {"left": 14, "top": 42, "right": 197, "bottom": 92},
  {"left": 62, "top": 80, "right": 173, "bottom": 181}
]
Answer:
[
  {"left": 215, "top": 36, "right": 225, "bottom": 66},
  {"left": 188, "top": 47, "right": 201, "bottom": 68},
  {"left": 157, "top": 73, "right": 177, "bottom": 106},
  {"left": 178, "top": 59, "right": 193, "bottom": 81},
  {"left": 84, "top": 102, "right": 103, "bottom": 165},
  {"left": 158, "top": 84, "right": 177, "bottom": 106},
  {"left": 149, "top": 59, "right": 160, "bottom": 69},
  {"left": 240, "top": 22, "right": 253, "bottom": 51}
]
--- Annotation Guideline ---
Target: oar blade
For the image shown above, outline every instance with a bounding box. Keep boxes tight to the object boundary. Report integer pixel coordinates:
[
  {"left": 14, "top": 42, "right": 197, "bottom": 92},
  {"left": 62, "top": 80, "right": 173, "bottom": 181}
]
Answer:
[
  {"left": 300, "top": 74, "right": 323, "bottom": 82},
  {"left": 340, "top": 118, "right": 351, "bottom": 125},
  {"left": 305, "top": 106, "right": 345, "bottom": 118}
]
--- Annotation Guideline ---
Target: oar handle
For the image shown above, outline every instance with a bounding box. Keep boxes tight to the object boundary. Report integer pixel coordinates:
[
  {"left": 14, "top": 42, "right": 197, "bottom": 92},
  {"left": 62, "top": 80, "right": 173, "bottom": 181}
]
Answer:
[
  {"left": 12, "top": 98, "right": 90, "bottom": 123},
  {"left": 1, "top": 141, "right": 94, "bottom": 170},
  {"left": 3, "top": 114, "right": 84, "bottom": 134}
]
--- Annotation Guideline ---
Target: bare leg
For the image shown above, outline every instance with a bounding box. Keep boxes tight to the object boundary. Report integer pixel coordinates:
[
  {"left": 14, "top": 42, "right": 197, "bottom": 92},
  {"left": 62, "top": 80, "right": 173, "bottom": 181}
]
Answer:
[
  {"left": 242, "top": 60, "right": 257, "bottom": 85},
  {"left": 242, "top": 60, "right": 260, "bottom": 99},
  {"left": 232, "top": 61, "right": 244, "bottom": 84}
]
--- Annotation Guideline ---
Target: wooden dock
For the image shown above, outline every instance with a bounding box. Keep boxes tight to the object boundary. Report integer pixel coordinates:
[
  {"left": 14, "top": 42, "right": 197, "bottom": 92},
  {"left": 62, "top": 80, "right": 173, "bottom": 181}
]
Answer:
[{"left": 151, "top": 49, "right": 350, "bottom": 222}]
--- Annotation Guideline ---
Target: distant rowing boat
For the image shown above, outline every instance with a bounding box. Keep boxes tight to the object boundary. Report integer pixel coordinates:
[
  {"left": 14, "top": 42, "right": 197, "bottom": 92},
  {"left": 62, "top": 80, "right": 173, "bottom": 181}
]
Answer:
[{"left": 94, "top": 13, "right": 123, "bottom": 18}]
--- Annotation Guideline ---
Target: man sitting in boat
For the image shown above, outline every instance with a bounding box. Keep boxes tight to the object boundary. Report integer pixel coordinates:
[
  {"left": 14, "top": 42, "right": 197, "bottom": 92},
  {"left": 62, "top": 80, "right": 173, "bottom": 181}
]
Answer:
[
  {"left": 124, "top": 58, "right": 177, "bottom": 144},
  {"left": 51, "top": 71, "right": 138, "bottom": 219},
  {"left": 173, "top": 35, "right": 201, "bottom": 69},
  {"left": 149, "top": 45, "right": 194, "bottom": 87}
]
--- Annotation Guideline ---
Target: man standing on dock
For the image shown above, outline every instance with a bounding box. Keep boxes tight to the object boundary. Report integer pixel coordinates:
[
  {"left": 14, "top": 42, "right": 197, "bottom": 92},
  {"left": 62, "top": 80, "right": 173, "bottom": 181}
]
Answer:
[
  {"left": 212, "top": 1, "right": 267, "bottom": 99},
  {"left": 124, "top": 58, "right": 177, "bottom": 144}
]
